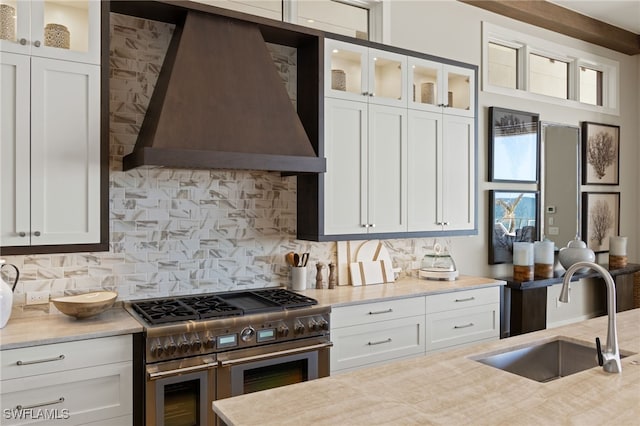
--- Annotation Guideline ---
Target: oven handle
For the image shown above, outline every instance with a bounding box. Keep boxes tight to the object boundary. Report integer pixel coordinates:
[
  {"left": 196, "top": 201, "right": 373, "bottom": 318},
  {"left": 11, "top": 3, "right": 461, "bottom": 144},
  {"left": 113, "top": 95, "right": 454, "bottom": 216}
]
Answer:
[
  {"left": 148, "top": 361, "right": 218, "bottom": 380},
  {"left": 219, "top": 342, "right": 333, "bottom": 367}
]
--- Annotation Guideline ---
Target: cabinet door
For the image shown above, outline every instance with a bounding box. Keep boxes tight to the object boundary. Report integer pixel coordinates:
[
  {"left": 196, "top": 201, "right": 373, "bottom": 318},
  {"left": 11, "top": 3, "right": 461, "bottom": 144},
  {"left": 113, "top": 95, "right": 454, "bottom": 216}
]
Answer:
[
  {"left": 441, "top": 115, "right": 475, "bottom": 231},
  {"left": 325, "top": 39, "right": 368, "bottom": 102},
  {"left": 367, "top": 104, "right": 407, "bottom": 233},
  {"left": 442, "top": 64, "right": 474, "bottom": 118},
  {"left": 0, "top": 52, "right": 31, "bottom": 246},
  {"left": 0, "top": 0, "right": 101, "bottom": 64},
  {"left": 368, "top": 48, "right": 407, "bottom": 108},
  {"left": 0, "top": 0, "right": 30, "bottom": 55},
  {"left": 407, "top": 57, "right": 442, "bottom": 113},
  {"left": 407, "top": 110, "right": 440, "bottom": 232},
  {"left": 30, "top": 57, "right": 101, "bottom": 245},
  {"left": 324, "top": 98, "right": 368, "bottom": 235}
]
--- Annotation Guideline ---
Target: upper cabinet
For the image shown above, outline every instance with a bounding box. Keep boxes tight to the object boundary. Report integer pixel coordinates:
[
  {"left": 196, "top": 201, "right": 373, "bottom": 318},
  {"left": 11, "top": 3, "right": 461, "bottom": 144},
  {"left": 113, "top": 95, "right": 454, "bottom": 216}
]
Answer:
[
  {"left": 325, "top": 39, "right": 408, "bottom": 108},
  {"left": 408, "top": 57, "right": 474, "bottom": 118},
  {"left": 0, "top": 0, "right": 101, "bottom": 64}
]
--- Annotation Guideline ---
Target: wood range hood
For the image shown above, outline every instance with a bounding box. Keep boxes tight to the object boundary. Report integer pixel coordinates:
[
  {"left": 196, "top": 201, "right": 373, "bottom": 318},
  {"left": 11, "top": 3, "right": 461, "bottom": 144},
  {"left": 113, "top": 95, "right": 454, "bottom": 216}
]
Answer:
[{"left": 122, "top": 7, "right": 325, "bottom": 174}]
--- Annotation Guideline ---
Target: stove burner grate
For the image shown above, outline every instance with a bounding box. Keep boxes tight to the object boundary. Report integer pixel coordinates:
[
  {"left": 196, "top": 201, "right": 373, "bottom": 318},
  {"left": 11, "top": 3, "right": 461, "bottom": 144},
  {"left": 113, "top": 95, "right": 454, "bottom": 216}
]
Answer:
[{"left": 252, "top": 288, "right": 318, "bottom": 309}]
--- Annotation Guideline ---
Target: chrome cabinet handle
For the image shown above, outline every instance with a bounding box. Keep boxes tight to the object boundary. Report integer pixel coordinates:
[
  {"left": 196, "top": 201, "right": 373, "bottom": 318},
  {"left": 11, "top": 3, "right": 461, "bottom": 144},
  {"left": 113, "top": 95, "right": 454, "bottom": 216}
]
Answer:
[
  {"left": 17, "top": 397, "right": 64, "bottom": 410},
  {"left": 19, "top": 38, "right": 27, "bottom": 45},
  {"left": 34, "top": 231, "right": 41, "bottom": 236},
  {"left": 369, "top": 223, "right": 375, "bottom": 228},
  {"left": 18, "top": 232, "right": 26, "bottom": 237},
  {"left": 17, "top": 354, "right": 65, "bottom": 366},
  {"left": 454, "top": 323, "right": 474, "bottom": 329},
  {"left": 367, "top": 338, "right": 392, "bottom": 346},
  {"left": 33, "top": 40, "right": 41, "bottom": 47},
  {"left": 368, "top": 308, "right": 393, "bottom": 315},
  {"left": 454, "top": 297, "right": 475, "bottom": 303},
  {"left": 362, "top": 224, "right": 369, "bottom": 228}
]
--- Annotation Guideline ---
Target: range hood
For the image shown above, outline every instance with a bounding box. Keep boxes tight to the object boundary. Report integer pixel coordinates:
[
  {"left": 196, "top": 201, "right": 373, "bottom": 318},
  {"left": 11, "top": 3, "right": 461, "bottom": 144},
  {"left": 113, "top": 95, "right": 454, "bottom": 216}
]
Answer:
[{"left": 122, "top": 10, "right": 325, "bottom": 174}]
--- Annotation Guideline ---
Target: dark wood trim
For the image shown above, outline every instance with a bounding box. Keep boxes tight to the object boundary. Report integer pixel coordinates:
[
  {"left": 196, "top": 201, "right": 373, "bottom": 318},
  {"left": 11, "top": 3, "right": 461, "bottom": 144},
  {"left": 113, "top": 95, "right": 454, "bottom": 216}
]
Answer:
[
  {"left": 458, "top": 0, "right": 640, "bottom": 55},
  {"left": 509, "top": 286, "right": 547, "bottom": 336}
]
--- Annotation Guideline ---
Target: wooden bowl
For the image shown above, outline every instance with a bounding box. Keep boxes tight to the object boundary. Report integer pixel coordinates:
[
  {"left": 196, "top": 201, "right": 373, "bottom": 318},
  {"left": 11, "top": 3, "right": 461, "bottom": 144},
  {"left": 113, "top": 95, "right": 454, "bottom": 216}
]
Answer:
[{"left": 51, "top": 291, "right": 117, "bottom": 319}]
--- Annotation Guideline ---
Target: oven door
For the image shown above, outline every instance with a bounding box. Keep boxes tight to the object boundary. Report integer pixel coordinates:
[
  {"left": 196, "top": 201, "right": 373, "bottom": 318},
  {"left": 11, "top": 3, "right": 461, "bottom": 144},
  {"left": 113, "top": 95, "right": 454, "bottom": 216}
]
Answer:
[
  {"left": 146, "top": 355, "right": 217, "bottom": 426},
  {"left": 216, "top": 337, "right": 331, "bottom": 399}
]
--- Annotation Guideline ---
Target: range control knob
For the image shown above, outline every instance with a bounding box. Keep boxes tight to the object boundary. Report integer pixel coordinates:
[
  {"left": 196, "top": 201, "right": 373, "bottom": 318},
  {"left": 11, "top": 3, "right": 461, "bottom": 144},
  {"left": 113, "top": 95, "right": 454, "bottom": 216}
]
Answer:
[
  {"left": 165, "top": 340, "right": 177, "bottom": 355},
  {"left": 308, "top": 318, "right": 319, "bottom": 331},
  {"left": 204, "top": 336, "right": 216, "bottom": 350},
  {"left": 191, "top": 338, "right": 202, "bottom": 351},
  {"left": 294, "top": 320, "right": 305, "bottom": 335},
  {"left": 241, "top": 326, "right": 256, "bottom": 342},
  {"left": 317, "top": 317, "right": 329, "bottom": 331},
  {"left": 150, "top": 339, "right": 164, "bottom": 357},
  {"left": 277, "top": 323, "right": 290, "bottom": 337},
  {"left": 178, "top": 337, "right": 190, "bottom": 353}
]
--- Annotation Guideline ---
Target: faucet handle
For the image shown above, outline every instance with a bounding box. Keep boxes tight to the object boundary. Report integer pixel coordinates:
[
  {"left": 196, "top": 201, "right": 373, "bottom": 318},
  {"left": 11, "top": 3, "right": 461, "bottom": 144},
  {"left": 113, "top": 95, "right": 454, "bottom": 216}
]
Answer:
[{"left": 595, "top": 337, "right": 604, "bottom": 366}]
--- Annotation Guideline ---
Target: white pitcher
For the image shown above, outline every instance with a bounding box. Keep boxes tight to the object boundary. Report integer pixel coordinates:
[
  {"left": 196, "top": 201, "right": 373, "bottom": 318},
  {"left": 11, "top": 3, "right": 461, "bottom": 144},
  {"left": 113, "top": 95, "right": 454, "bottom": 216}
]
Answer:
[{"left": 0, "top": 259, "right": 20, "bottom": 328}]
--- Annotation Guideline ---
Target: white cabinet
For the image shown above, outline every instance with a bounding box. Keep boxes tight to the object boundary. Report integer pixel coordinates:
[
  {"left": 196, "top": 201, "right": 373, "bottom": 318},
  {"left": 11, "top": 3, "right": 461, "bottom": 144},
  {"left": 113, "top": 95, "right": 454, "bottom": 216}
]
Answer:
[
  {"left": 407, "top": 110, "right": 475, "bottom": 232},
  {"left": 330, "top": 297, "right": 425, "bottom": 373},
  {"left": 1, "top": 54, "right": 101, "bottom": 248},
  {"left": 0, "top": 0, "right": 101, "bottom": 65},
  {"left": 425, "top": 287, "right": 500, "bottom": 352},
  {"left": 325, "top": 38, "right": 407, "bottom": 108},
  {"left": 408, "top": 57, "right": 475, "bottom": 118},
  {"left": 324, "top": 98, "right": 407, "bottom": 235},
  {"left": 0, "top": 335, "right": 133, "bottom": 425}
]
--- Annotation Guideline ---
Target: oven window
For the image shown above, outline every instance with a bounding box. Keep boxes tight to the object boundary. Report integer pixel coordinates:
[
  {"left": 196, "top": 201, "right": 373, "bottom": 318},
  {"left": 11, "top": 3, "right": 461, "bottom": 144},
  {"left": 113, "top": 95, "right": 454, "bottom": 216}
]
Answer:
[
  {"left": 243, "top": 359, "right": 308, "bottom": 394},
  {"left": 164, "top": 380, "right": 200, "bottom": 426}
]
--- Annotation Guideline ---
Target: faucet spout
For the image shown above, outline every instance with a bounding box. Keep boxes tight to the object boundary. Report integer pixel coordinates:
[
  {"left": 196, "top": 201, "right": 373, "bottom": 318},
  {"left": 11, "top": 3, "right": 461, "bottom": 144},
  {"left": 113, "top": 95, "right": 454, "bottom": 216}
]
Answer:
[{"left": 560, "top": 261, "right": 621, "bottom": 373}]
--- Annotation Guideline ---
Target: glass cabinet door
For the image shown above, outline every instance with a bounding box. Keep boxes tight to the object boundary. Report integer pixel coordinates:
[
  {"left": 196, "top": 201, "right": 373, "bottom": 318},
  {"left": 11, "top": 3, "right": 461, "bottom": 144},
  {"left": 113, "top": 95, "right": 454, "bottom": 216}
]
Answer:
[
  {"left": 325, "top": 39, "right": 368, "bottom": 101},
  {"left": 443, "top": 64, "right": 474, "bottom": 117},
  {"left": 368, "top": 48, "right": 407, "bottom": 107},
  {"left": 0, "top": 0, "right": 29, "bottom": 54},
  {"left": 408, "top": 57, "right": 442, "bottom": 112}
]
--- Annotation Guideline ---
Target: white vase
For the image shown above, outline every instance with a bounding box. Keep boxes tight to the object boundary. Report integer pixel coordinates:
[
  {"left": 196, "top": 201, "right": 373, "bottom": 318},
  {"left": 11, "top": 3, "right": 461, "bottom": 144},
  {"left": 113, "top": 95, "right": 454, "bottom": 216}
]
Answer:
[
  {"left": 558, "top": 238, "right": 595, "bottom": 273},
  {"left": 1, "top": 260, "right": 20, "bottom": 328}
]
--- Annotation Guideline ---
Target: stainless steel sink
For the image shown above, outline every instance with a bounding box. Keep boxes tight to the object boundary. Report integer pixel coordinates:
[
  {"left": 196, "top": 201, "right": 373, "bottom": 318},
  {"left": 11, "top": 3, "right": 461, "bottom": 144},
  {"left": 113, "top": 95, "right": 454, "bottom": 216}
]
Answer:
[{"left": 471, "top": 337, "right": 632, "bottom": 383}]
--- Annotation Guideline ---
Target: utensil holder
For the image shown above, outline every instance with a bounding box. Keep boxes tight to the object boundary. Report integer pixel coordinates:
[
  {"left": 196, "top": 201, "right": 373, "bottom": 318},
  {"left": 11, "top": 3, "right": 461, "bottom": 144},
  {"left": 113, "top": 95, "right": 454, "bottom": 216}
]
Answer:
[{"left": 291, "top": 267, "right": 307, "bottom": 291}]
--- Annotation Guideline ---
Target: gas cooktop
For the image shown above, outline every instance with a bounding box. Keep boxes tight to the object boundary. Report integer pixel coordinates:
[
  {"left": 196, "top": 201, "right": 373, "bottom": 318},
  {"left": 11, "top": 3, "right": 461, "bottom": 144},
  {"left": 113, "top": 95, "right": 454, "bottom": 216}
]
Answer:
[{"left": 131, "top": 288, "right": 318, "bottom": 326}]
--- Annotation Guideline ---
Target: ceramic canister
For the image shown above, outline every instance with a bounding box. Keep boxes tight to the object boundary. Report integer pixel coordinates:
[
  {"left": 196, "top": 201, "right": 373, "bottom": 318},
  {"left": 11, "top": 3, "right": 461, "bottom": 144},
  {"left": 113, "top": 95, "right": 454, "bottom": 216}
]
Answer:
[{"left": 1, "top": 260, "right": 20, "bottom": 328}]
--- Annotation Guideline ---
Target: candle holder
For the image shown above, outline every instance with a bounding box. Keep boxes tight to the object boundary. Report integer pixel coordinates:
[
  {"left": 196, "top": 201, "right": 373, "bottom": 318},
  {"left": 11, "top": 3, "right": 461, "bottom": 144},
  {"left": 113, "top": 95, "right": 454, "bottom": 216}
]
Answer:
[
  {"left": 534, "top": 240, "right": 554, "bottom": 278},
  {"left": 513, "top": 242, "right": 534, "bottom": 282},
  {"left": 609, "top": 236, "right": 627, "bottom": 269}
]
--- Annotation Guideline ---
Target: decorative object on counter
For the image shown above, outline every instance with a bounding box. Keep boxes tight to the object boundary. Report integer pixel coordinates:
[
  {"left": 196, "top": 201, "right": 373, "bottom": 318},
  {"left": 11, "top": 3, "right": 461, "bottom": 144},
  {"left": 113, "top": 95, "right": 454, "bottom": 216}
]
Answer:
[
  {"left": 0, "top": 4, "right": 16, "bottom": 41},
  {"left": 51, "top": 291, "right": 117, "bottom": 319},
  {"left": 513, "top": 242, "right": 534, "bottom": 281},
  {"left": 331, "top": 69, "right": 346, "bottom": 91},
  {"left": 489, "top": 190, "right": 539, "bottom": 264},
  {"left": 419, "top": 242, "right": 458, "bottom": 281},
  {"left": 44, "top": 23, "right": 70, "bottom": 49},
  {"left": 291, "top": 266, "right": 307, "bottom": 291},
  {"left": 488, "top": 107, "right": 540, "bottom": 183},
  {"left": 0, "top": 260, "right": 20, "bottom": 328},
  {"left": 328, "top": 263, "right": 336, "bottom": 289},
  {"left": 609, "top": 236, "right": 628, "bottom": 269},
  {"left": 582, "top": 192, "right": 620, "bottom": 253},
  {"left": 421, "top": 82, "right": 435, "bottom": 104},
  {"left": 534, "top": 240, "right": 554, "bottom": 278},
  {"left": 581, "top": 122, "right": 619, "bottom": 185},
  {"left": 558, "top": 237, "right": 595, "bottom": 273},
  {"left": 447, "top": 91, "right": 453, "bottom": 107},
  {"left": 315, "top": 262, "right": 325, "bottom": 289}
]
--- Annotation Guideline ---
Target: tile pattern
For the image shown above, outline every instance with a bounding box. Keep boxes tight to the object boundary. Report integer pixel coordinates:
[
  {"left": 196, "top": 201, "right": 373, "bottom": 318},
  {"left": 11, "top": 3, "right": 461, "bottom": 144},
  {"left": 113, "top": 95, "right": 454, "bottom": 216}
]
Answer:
[{"left": 2, "top": 13, "right": 438, "bottom": 314}]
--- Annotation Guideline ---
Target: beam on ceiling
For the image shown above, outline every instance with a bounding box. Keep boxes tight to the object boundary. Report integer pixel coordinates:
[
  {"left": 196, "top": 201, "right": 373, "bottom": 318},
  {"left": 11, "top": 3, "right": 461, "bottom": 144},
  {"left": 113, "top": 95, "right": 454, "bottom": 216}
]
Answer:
[{"left": 458, "top": 0, "right": 640, "bottom": 55}]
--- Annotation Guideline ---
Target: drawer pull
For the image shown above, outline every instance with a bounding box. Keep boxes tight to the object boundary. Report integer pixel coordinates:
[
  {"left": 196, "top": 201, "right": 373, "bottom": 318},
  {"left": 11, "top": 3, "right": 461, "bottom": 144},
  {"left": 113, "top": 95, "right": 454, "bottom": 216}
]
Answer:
[
  {"left": 368, "top": 308, "right": 393, "bottom": 315},
  {"left": 16, "top": 354, "right": 65, "bottom": 366},
  {"left": 454, "top": 297, "right": 475, "bottom": 303},
  {"left": 367, "top": 338, "right": 392, "bottom": 346},
  {"left": 17, "top": 397, "right": 64, "bottom": 410},
  {"left": 454, "top": 323, "right": 474, "bottom": 329}
]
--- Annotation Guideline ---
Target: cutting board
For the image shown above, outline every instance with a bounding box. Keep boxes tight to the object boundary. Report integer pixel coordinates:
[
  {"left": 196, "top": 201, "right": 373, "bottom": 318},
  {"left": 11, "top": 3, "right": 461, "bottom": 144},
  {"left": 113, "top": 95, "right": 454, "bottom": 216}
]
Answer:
[
  {"left": 349, "top": 260, "right": 393, "bottom": 286},
  {"left": 337, "top": 241, "right": 366, "bottom": 285},
  {"left": 356, "top": 240, "right": 395, "bottom": 282}
]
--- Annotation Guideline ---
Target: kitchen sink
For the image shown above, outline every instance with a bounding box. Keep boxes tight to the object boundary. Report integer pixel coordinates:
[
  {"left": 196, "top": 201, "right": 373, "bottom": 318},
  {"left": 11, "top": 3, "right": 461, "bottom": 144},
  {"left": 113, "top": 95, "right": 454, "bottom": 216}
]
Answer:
[{"left": 471, "top": 337, "right": 633, "bottom": 383}]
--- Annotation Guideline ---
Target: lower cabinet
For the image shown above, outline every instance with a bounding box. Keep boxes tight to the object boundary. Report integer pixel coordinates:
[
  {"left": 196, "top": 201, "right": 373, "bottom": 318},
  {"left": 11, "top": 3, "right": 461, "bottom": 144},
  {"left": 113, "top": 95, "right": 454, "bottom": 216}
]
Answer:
[
  {"left": 330, "top": 287, "right": 501, "bottom": 373},
  {"left": 0, "top": 335, "right": 132, "bottom": 425}
]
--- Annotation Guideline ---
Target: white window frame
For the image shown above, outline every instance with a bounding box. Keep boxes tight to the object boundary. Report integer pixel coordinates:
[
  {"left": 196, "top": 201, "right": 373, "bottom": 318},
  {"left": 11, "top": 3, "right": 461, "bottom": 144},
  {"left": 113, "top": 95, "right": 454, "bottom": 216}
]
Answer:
[{"left": 482, "top": 22, "right": 619, "bottom": 116}]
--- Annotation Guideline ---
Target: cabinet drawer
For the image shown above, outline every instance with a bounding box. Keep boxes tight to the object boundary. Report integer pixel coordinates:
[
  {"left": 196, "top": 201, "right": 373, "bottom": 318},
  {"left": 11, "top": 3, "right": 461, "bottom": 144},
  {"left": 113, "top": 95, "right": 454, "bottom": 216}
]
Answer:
[
  {"left": 0, "top": 362, "right": 132, "bottom": 426},
  {"left": 331, "top": 316, "right": 425, "bottom": 373},
  {"left": 426, "top": 286, "right": 499, "bottom": 313},
  {"left": 426, "top": 304, "right": 500, "bottom": 352},
  {"left": 332, "top": 297, "right": 425, "bottom": 328},
  {"left": 1, "top": 335, "right": 131, "bottom": 380}
]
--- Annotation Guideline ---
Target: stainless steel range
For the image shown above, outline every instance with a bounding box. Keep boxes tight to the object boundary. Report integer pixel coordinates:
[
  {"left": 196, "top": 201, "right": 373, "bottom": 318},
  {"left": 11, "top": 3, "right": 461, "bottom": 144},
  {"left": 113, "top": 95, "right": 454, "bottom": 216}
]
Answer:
[{"left": 126, "top": 288, "right": 331, "bottom": 426}]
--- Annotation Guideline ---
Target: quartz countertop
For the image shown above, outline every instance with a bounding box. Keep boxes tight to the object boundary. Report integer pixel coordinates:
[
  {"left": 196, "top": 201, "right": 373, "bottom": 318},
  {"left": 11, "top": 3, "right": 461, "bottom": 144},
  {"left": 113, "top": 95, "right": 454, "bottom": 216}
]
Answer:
[
  {"left": 299, "top": 275, "right": 505, "bottom": 307},
  {"left": 213, "top": 309, "right": 640, "bottom": 425},
  {"left": 0, "top": 307, "right": 143, "bottom": 350}
]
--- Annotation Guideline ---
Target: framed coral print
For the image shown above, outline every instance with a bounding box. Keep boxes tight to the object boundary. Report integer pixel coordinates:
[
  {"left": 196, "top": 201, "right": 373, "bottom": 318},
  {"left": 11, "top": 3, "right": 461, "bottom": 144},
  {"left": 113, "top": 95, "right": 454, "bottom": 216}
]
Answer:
[
  {"left": 488, "top": 107, "right": 540, "bottom": 183},
  {"left": 582, "top": 192, "right": 620, "bottom": 253},
  {"left": 582, "top": 122, "right": 619, "bottom": 185},
  {"left": 489, "top": 190, "right": 540, "bottom": 264}
]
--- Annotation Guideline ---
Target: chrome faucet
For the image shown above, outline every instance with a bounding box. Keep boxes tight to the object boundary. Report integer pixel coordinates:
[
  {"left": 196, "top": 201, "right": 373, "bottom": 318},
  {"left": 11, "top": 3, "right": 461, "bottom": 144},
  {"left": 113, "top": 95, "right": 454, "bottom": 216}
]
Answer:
[{"left": 560, "top": 261, "right": 622, "bottom": 373}]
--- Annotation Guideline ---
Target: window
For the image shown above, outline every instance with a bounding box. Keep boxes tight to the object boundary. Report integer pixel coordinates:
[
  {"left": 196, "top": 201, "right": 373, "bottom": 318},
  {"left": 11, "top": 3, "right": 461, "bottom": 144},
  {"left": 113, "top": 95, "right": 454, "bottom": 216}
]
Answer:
[
  {"left": 296, "top": 1, "right": 369, "bottom": 39},
  {"left": 482, "top": 22, "right": 619, "bottom": 114}
]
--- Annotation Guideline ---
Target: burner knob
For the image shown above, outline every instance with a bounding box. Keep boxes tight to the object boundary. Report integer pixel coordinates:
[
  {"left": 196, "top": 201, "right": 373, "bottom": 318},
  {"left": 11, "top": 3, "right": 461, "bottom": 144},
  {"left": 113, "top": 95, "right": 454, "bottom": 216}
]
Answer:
[
  {"left": 294, "top": 320, "right": 305, "bottom": 335},
  {"left": 241, "top": 327, "right": 255, "bottom": 342},
  {"left": 317, "top": 317, "right": 329, "bottom": 331},
  {"left": 277, "top": 323, "right": 289, "bottom": 337},
  {"left": 205, "top": 336, "right": 216, "bottom": 350},
  {"left": 191, "top": 338, "right": 202, "bottom": 351},
  {"left": 178, "top": 339, "right": 190, "bottom": 354},
  {"left": 165, "top": 340, "right": 177, "bottom": 355},
  {"left": 308, "top": 319, "right": 319, "bottom": 331},
  {"left": 151, "top": 339, "right": 164, "bottom": 357}
]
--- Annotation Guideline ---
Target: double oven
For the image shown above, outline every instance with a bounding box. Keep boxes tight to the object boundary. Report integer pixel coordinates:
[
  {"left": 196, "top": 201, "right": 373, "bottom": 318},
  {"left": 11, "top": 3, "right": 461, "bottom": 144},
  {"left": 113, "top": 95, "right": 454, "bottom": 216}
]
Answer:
[{"left": 127, "top": 288, "right": 331, "bottom": 426}]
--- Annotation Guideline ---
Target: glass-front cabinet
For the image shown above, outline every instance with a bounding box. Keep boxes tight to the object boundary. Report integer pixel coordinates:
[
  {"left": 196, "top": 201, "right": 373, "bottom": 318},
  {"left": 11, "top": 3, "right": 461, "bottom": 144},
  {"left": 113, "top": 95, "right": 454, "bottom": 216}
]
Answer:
[
  {"left": 408, "top": 57, "right": 474, "bottom": 117},
  {"left": 325, "top": 38, "right": 407, "bottom": 108},
  {"left": 0, "top": 0, "right": 100, "bottom": 64}
]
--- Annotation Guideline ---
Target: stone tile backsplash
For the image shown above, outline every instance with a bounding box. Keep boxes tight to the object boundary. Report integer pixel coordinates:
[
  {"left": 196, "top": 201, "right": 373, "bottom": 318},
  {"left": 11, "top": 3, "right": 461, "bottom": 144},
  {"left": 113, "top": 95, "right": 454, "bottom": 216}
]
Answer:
[{"left": 2, "top": 13, "right": 436, "bottom": 313}]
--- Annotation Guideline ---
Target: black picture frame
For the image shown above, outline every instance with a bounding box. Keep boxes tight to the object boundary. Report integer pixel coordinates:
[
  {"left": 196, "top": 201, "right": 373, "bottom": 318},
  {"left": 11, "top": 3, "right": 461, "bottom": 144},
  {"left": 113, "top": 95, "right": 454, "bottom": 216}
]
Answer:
[
  {"left": 582, "top": 192, "right": 620, "bottom": 253},
  {"left": 488, "top": 107, "right": 540, "bottom": 183},
  {"left": 581, "top": 122, "right": 620, "bottom": 185},
  {"left": 489, "top": 190, "right": 540, "bottom": 264}
]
